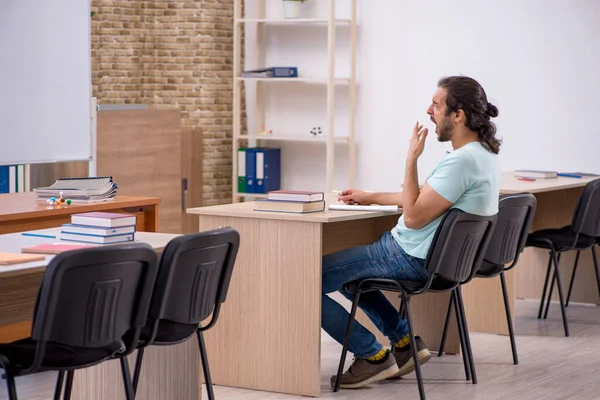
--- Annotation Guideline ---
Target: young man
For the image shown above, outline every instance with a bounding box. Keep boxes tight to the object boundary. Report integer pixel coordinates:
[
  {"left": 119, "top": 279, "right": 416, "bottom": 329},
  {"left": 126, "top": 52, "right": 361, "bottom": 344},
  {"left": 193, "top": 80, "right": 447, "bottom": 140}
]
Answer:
[{"left": 324, "top": 76, "right": 502, "bottom": 388}]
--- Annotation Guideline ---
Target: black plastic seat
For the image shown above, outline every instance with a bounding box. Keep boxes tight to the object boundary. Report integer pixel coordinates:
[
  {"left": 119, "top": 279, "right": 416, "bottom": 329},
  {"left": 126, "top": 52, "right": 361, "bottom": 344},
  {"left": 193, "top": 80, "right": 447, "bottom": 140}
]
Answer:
[
  {"left": 334, "top": 209, "right": 497, "bottom": 400},
  {"left": 437, "top": 193, "right": 537, "bottom": 365},
  {"left": 525, "top": 178, "right": 600, "bottom": 337},
  {"left": 125, "top": 227, "right": 240, "bottom": 400},
  {"left": 0, "top": 243, "right": 159, "bottom": 400}
]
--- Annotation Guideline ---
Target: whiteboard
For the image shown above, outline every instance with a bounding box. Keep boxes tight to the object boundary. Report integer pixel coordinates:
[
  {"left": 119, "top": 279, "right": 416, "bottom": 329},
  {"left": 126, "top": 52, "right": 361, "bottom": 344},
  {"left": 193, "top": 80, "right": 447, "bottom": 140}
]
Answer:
[{"left": 0, "top": 0, "right": 92, "bottom": 166}]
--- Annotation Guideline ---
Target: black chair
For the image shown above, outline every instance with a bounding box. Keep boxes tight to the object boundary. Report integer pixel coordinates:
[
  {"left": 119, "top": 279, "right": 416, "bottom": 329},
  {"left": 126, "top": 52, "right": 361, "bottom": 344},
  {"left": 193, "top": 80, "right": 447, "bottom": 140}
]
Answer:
[
  {"left": 126, "top": 227, "right": 240, "bottom": 400},
  {"left": 0, "top": 243, "right": 159, "bottom": 400},
  {"left": 437, "top": 193, "right": 537, "bottom": 365},
  {"left": 564, "top": 237, "right": 600, "bottom": 308},
  {"left": 526, "top": 178, "right": 600, "bottom": 337},
  {"left": 333, "top": 209, "right": 497, "bottom": 400}
]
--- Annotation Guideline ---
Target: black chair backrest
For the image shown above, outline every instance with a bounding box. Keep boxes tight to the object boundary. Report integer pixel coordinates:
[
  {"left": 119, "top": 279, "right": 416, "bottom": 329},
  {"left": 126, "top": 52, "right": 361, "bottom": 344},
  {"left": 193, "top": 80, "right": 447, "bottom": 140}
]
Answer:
[
  {"left": 146, "top": 227, "right": 240, "bottom": 335},
  {"left": 571, "top": 178, "right": 600, "bottom": 237},
  {"left": 484, "top": 193, "right": 537, "bottom": 266},
  {"left": 424, "top": 208, "right": 497, "bottom": 285},
  {"left": 30, "top": 243, "right": 159, "bottom": 369}
]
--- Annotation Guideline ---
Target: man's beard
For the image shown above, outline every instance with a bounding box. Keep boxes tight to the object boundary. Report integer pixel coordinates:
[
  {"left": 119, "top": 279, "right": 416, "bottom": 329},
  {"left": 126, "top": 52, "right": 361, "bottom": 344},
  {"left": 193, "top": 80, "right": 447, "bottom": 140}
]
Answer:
[{"left": 437, "top": 117, "right": 454, "bottom": 142}]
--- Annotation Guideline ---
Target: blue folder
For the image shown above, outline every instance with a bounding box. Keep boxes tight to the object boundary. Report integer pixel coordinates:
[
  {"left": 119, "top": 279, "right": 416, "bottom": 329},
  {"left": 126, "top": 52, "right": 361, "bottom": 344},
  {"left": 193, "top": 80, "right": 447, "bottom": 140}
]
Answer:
[{"left": 245, "top": 148, "right": 281, "bottom": 194}]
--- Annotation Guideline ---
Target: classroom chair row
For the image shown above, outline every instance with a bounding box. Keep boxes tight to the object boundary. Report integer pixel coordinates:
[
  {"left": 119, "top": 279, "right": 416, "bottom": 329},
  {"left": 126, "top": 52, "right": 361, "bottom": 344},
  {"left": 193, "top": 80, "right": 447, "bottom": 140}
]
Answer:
[
  {"left": 334, "top": 178, "right": 600, "bottom": 400},
  {"left": 0, "top": 227, "right": 240, "bottom": 400}
]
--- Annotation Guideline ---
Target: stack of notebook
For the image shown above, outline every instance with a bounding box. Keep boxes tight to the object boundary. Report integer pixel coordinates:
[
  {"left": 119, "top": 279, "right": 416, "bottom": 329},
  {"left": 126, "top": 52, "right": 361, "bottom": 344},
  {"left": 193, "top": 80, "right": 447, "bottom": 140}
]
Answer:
[
  {"left": 59, "top": 212, "right": 136, "bottom": 244},
  {"left": 253, "top": 190, "right": 325, "bottom": 213},
  {"left": 34, "top": 176, "right": 118, "bottom": 203}
]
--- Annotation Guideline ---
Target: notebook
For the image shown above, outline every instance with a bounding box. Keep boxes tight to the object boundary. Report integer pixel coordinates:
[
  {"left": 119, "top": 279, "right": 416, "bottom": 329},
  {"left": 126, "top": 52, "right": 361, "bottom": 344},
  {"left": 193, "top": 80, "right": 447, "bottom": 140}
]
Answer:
[
  {"left": 328, "top": 204, "right": 399, "bottom": 212},
  {"left": 21, "top": 243, "right": 95, "bottom": 255},
  {"left": 33, "top": 176, "right": 118, "bottom": 201},
  {"left": 0, "top": 252, "right": 46, "bottom": 265}
]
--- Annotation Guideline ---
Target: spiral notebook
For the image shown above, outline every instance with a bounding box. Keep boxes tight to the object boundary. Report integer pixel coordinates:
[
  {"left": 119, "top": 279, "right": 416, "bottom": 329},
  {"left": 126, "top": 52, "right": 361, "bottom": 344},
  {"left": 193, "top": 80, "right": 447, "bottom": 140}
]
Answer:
[{"left": 34, "top": 176, "right": 117, "bottom": 202}]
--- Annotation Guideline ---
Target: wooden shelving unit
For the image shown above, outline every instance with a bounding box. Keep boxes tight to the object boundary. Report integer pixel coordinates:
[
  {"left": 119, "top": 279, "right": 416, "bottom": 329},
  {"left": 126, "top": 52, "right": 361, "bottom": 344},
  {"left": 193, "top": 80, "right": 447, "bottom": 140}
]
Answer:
[{"left": 232, "top": 0, "right": 357, "bottom": 202}]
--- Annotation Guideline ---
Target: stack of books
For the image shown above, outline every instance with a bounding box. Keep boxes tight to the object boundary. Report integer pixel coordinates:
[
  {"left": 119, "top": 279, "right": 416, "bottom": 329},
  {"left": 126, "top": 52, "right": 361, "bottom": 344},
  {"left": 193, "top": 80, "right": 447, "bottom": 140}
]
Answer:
[
  {"left": 253, "top": 190, "right": 325, "bottom": 213},
  {"left": 34, "top": 176, "right": 118, "bottom": 203},
  {"left": 59, "top": 212, "right": 136, "bottom": 244}
]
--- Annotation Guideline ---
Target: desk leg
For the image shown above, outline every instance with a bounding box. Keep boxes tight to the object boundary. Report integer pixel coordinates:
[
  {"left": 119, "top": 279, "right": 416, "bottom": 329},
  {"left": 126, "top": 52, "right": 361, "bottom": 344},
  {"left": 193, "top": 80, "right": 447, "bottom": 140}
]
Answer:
[
  {"left": 143, "top": 204, "right": 159, "bottom": 232},
  {"left": 198, "top": 216, "right": 322, "bottom": 397},
  {"left": 72, "top": 339, "right": 201, "bottom": 399}
]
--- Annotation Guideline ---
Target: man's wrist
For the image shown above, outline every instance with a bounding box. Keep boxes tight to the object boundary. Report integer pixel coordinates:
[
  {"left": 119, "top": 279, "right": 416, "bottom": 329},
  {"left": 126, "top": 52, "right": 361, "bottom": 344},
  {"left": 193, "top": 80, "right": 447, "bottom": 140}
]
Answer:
[{"left": 406, "top": 155, "right": 418, "bottom": 166}]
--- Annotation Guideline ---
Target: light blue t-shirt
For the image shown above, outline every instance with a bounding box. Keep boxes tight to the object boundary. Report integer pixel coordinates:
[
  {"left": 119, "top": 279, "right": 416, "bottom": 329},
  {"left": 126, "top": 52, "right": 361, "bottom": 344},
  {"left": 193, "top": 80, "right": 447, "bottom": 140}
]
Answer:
[{"left": 391, "top": 141, "right": 500, "bottom": 260}]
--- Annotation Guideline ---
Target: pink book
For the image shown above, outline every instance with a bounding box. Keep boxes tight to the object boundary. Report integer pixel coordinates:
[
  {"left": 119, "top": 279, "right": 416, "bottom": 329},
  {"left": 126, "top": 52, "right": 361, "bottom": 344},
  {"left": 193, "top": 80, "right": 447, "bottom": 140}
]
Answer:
[
  {"left": 22, "top": 243, "right": 95, "bottom": 255},
  {"left": 71, "top": 212, "right": 137, "bottom": 228},
  {"left": 267, "top": 190, "right": 324, "bottom": 202}
]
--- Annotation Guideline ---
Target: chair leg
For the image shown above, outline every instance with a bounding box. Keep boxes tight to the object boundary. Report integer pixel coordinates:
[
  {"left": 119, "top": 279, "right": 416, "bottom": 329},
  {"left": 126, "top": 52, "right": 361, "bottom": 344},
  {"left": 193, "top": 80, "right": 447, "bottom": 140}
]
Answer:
[
  {"left": 565, "top": 250, "right": 581, "bottom": 307},
  {"left": 550, "top": 250, "right": 570, "bottom": 337},
  {"left": 333, "top": 291, "right": 362, "bottom": 392},
  {"left": 437, "top": 294, "right": 453, "bottom": 357},
  {"left": 453, "top": 290, "right": 471, "bottom": 382},
  {"left": 456, "top": 286, "right": 477, "bottom": 384},
  {"left": 402, "top": 293, "right": 426, "bottom": 400},
  {"left": 3, "top": 371, "right": 17, "bottom": 400},
  {"left": 197, "top": 330, "right": 215, "bottom": 400},
  {"left": 591, "top": 246, "right": 600, "bottom": 305},
  {"left": 53, "top": 371, "right": 65, "bottom": 400},
  {"left": 63, "top": 370, "right": 74, "bottom": 400},
  {"left": 132, "top": 348, "right": 145, "bottom": 395},
  {"left": 543, "top": 273, "right": 556, "bottom": 319},
  {"left": 538, "top": 253, "right": 553, "bottom": 319},
  {"left": 543, "top": 252, "right": 561, "bottom": 319},
  {"left": 500, "top": 271, "right": 518, "bottom": 365},
  {"left": 120, "top": 357, "right": 136, "bottom": 400}
]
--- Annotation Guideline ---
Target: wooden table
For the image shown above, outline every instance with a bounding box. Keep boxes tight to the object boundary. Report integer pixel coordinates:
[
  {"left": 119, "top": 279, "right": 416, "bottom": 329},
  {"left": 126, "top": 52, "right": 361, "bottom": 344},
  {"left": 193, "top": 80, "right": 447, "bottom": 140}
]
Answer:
[
  {"left": 0, "top": 228, "right": 201, "bottom": 400},
  {"left": 187, "top": 195, "right": 460, "bottom": 397},
  {"left": 462, "top": 172, "right": 600, "bottom": 336},
  {"left": 0, "top": 193, "right": 161, "bottom": 342},
  {"left": 0, "top": 192, "right": 160, "bottom": 235},
  {"left": 188, "top": 172, "right": 600, "bottom": 397}
]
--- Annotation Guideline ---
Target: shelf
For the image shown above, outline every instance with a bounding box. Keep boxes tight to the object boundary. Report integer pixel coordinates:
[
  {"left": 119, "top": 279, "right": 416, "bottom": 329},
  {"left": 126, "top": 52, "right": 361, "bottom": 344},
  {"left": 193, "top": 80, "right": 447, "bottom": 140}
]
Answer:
[
  {"left": 236, "top": 77, "right": 350, "bottom": 84},
  {"left": 236, "top": 135, "right": 349, "bottom": 143},
  {"left": 235, "top": 18, "right": 351, "bottom": 24}
]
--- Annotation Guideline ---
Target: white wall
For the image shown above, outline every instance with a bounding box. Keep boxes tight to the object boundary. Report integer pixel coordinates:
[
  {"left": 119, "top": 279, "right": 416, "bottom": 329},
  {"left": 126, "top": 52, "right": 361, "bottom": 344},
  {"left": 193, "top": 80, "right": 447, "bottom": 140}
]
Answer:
[{"left": 245, "top": 0, "right": 600, "bottom": 193}]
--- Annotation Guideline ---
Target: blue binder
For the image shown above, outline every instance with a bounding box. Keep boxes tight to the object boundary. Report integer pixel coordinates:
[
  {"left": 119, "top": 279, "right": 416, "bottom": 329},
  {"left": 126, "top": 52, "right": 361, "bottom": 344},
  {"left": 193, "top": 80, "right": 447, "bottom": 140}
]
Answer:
[
  {"left": 245, "top": 147, "right": 281, "bottom": 194},
  {"left": 245, "top": 148, "right": 259, "bottom": 193},
  {"left": 254, "top": 148, "right": 281, "bottom": 194},
  {"left": 0, "top": 166, "right": 9, "bottom": 194}
]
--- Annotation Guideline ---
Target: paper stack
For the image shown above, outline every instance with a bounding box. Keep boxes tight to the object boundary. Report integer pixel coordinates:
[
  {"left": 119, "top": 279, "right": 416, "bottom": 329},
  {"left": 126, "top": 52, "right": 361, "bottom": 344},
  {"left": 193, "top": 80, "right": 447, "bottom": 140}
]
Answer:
[{"left": 33, "top": 176, "right": 118, "bottom": 203}]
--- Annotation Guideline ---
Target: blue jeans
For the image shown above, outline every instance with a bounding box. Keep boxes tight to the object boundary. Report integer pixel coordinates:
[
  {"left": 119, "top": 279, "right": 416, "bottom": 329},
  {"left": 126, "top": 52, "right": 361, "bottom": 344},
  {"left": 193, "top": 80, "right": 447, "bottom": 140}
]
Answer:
[{"left": 321, "top": 231, "right": 429, "bottom": 358}]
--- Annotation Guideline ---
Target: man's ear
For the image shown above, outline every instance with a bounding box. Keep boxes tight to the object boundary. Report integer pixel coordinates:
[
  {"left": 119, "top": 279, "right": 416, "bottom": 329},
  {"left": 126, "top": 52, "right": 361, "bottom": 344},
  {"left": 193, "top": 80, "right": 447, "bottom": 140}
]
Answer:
[{"left": 454, "top": 109, "right": 465, "bottom": 124}]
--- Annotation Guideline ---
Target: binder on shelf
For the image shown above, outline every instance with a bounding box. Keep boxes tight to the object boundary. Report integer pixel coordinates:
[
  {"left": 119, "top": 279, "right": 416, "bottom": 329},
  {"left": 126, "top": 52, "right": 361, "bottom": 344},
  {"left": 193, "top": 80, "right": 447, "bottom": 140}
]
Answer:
[
  {"left": 245, "top": 148, "right": 258, "bottom": 193},
  {"left": 254, "top": 148, "right": 281, "bottom": 194},
  {"left": 237, "top": 148, "right": 247, "bottom": 193},
  {"left": 241, "top": 67, "right": 298, "bottom": 78}
]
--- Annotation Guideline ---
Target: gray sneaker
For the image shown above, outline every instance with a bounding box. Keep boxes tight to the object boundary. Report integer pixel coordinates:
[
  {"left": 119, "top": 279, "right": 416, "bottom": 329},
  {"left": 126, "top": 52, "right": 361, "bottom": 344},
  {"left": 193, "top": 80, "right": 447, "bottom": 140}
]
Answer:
[
  {"left": 389, "top": 336, "right": 432, "bottom": 378},
  {"left": 330, "top": 350, "right": 400, "bottom": 389}
]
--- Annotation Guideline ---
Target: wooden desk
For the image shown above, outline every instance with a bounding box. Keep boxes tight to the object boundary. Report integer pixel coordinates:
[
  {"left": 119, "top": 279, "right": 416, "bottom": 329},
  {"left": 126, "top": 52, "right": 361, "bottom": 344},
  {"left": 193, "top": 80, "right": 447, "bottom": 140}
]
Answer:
[
  {"left": 502, "top": 173, "right": 600, "bottom": 304},
  {"left": 0, "top": 192, "right": 161, "bottom": 235},
  {"left": 187, "top": 196, "right": 460, "bottom": 397},
  {"left": 463, "top": 172, "right": 600, "bottom": 336},
  {"left": 0, "top": 193, "right": 161, "bottom": 342},
  {"left": 0, "top": 228, "right": 201, "bottom": 400}
]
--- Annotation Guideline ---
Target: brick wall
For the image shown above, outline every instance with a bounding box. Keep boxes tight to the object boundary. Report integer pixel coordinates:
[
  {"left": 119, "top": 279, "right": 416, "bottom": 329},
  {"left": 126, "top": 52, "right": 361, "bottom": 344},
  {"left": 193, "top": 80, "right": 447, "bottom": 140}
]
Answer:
[{"left": 91, "top": 0, "right": 237, "bottom": 206}]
